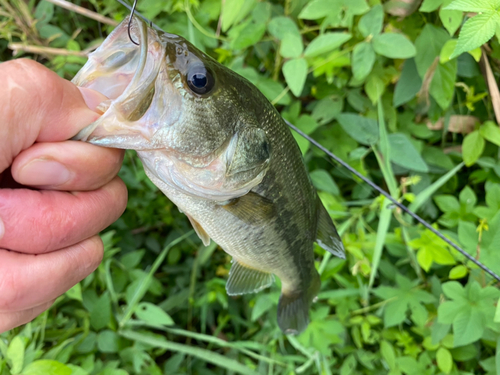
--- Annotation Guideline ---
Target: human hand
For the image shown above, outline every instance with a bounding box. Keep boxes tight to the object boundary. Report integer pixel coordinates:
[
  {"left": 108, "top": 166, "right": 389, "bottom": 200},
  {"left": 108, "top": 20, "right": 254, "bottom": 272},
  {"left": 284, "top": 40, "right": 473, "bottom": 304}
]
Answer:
[{"left": 0, "top": 59, "right": 128, "bottom": 333}]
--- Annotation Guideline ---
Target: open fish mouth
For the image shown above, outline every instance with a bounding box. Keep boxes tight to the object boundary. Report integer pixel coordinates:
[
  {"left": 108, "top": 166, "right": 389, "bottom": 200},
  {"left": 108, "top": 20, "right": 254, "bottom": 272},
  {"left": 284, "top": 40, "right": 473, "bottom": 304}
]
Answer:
[{"left": 72, "top": 16, "right": 168, "bottom": 145}]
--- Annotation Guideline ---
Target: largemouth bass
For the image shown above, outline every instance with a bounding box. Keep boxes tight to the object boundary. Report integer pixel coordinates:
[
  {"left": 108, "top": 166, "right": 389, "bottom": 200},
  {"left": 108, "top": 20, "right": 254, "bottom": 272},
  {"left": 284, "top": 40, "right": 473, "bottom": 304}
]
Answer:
[{"left": 72, "top": 16, "right": 345, "bottom": 335}]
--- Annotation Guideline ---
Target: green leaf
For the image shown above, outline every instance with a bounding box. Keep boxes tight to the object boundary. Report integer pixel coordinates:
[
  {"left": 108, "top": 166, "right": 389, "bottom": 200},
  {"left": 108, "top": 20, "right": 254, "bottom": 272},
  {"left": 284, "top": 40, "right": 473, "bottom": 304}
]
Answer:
[
  {"left": 380, "top": 341, "right": 396, "bottom": 369},
  {"left": 388, "top": 133, "right": 429, "bottom": 172},
  {"left": 372, "top": 33, "right": 417, "bottom": 59},
  {"left": 337, "top": 113, "right": 379, "bottom": 145},
  {"left": 22, "top": 360, "right": 72, "bottom": 375},
  {"left": 34, "top": 0, "right": 54, "bottom": 25},
  {"left": 444, "top": 0, "right": 500, "bottom": 12},
  {"left": 65, "top": 282, "right": 82, "bottom": 302},
  {"left": 97, "top": 330, "right": 121, "bottom": 353},
  {"left": 435, "top": 195, "right": 460, "bottom": 213},
  {"left": 453, "top": 307, "right": 485, "bottom": 346},
  {"left": 298, "top": 0, "right": 340, "bottom": 19},
  {"left": 393, "top": 58, "right": 422, "bottom": 106},
  {"left": 352, "top": 42, "right": 376, "bottom": 81},
  {"left": 221, "top": 0, "right": 246, "bottom": 31},
  {"left": 449, "top": 265, "right": 468, "bottom": 279},
  {"left": 304, "top": 32, "right": 352, "bottom": 57},
  {"left": 437, "top": 347, "right": 453, "bottom": 374},
  {"left": 415, "top": 24, "right": 450, "bottom": 76},
  {"left": 462, "top": 130, "right": 485, "bottom": 166},
  {"left": 283, "top": 58, "right": 308, "bottom": 97},
  {"left": 280, "top": 33, "right": 303, "bottom": 58},
  {"left": 480, "top": 121, "right": 500, "bottom": 146},
  {"left": 267, "top": 16, "right": 300, "bottom": 40},
  {"left": 369, "top": 198, "right": 392, "bottom": 288},
  {"left": 439, "top": 7, "right": 463, "bottom": 36},
  {"left": 7, "top": 336, "right": 24, "bottom": 374},
  {"left": 430, "top": 60, "right": 457, "bottom": 109},
  {"left": 358, "top": 4, "right": 384, "bottom": 37},
  {"left": 310, "top": 170, "right": 340, "bottom": 195},
  {"left": 135, "top": 302, "right": 175, "bottom": 326},
  {"left": 440, "top": 39, "right": 458, "bottom": 63},
  {"left": 365, "top": 74, "right": 385, "bottom": 104},
  {"left": 451, "top": 13, "right": 500, "bottom": 58},
  {"left": 419, "top": 0, "right": 444, "bottom": 12},
  {"left": 233, "top": 22, "right": 266, "bottom": 50},
  {"left": 90, "top": 292, "right": 111, "bottom": 331}
]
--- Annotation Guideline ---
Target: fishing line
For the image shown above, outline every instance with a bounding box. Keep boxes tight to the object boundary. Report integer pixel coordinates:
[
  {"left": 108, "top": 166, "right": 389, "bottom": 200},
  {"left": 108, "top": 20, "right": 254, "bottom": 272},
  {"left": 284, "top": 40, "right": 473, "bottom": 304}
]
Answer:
[{"left": 113, "top": 0, "right": 500, "bottom": 283}]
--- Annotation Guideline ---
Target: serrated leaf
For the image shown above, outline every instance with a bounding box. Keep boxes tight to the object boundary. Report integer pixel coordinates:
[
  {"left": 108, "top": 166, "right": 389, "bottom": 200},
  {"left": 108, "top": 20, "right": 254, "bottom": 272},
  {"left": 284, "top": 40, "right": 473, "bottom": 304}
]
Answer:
[
  {"left": 304, "top": 33, "right": 352, "bottom": 57},
  {"left": 451, "top": 13, "right": 500, "bottom": 58},
  {"left": 388, "top": 133, "right": 429, "bottom": 172},
  {"left": 372, "top": 33, "right": 416, "bottom": 59},
  {"left": 352, "top": 42, "right": 376, "bottom": 81},
  {"left": 462, "top": 130, "right": 485, "bottom": 166},
  {"left": 283, "top": 58, "right": 308, "bottom": 97},
  {"left": 358, "top": 4, "right": 384, "bottom": 37},
  {"left": 480, "top": 121, "right": 500, "bottom": 146},
  {"left": 444, "top": 0, "right": 499, "bottom": 12},
  {"left": 337, "top": 113, "right": 379, "bottom": 145}
]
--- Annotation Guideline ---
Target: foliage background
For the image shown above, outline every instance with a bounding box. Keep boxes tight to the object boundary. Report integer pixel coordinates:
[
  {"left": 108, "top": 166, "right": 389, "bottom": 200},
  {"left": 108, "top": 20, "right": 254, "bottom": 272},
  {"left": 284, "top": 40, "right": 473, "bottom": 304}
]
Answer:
[{"left": 2, "top": 0, "right": 500, "bottom": 374}]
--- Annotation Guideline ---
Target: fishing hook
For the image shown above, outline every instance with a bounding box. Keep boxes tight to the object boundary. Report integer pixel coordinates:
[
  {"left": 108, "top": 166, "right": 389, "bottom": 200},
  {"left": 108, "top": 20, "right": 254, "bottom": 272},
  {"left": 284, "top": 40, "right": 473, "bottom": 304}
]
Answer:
[{"left": 128, "top": 0, "right": 139, "bottom": 45}]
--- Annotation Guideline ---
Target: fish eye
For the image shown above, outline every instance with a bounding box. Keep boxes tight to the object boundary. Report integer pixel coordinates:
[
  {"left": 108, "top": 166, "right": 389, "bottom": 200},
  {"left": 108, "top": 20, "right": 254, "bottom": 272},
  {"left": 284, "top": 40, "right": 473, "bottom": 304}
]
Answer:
[{"left": 187, "top": 63, "right": 215, "bottom": 95}]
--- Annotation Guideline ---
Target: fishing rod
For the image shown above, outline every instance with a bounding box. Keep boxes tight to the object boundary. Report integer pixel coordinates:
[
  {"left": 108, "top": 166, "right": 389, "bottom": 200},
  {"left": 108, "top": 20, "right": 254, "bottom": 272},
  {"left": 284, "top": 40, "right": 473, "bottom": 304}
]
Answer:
[{"left": 108, "top": 0, "right": 500, "bottom": 283}]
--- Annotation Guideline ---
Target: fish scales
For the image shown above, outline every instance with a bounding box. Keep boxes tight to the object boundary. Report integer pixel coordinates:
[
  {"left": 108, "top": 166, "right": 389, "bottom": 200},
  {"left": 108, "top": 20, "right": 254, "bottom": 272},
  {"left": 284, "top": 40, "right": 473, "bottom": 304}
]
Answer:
[{"left": 71, "top": 16, "right": 345, "bottom": 334}]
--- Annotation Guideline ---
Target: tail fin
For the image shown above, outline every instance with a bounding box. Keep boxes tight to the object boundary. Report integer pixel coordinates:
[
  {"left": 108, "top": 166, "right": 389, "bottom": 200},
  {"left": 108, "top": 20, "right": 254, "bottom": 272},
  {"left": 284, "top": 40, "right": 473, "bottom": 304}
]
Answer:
[{"left": 277, "top": 271, "right": 321, "bottom": 335}]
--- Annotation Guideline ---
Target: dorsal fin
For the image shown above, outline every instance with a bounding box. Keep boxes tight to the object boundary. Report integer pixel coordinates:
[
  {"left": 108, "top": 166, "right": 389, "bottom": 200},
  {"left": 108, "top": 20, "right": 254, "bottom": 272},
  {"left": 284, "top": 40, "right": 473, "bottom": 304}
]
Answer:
[
  {"left": 226, "top": 259, "right": 274, "bottom": 295},
  {"left": 316, "top": 201, "right": 345, "bottom": 259}
]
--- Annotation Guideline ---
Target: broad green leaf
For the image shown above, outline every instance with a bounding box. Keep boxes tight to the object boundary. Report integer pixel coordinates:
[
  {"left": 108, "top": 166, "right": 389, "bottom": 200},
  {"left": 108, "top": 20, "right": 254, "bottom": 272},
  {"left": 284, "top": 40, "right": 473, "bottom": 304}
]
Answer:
[
  {"left": 233, "top": 22, "right": 266, "bottom": 50},
  {"left": 280, "top": 33, "right": 303, "bottom": 58},
  {"left": 90, "top": 292, "right": 111, "bottom": 331},
  {"left": 480, "top": 121, "right": 500, "bottom": 146},
  {"left": 451, "top": 13, "right": 500, "bottom": 58},
  {"left": 221, "top": 0, "right": 246, "bottom": 31},
  {"left": 283, "top": 58, "right": 308, "bottom": 96},
  {"left": 97, "top": 330, "right": 121, "bottom": 353},
  {"left": 388, "top": 133, "right": 429, "bottom": 172},
  {"left": 462, "top": 130, "right": 485, "bottom": 166},
  {"left": 304, "top": 33, "right": 352, "bottom": 57},
  {"left": 34, "top": 0, "right": 54, "bottom": 25},
  {"left": 310, "top": 169, "right": 340, "bottom": 195},
  {"left": 449, "top": 265, "right": 468, "bottom": 279},
  {"left": 393, "top": 58, "right": 422, "bottom": 106},
  {"left": 352, "top": 42, "right": 376, "bottom": 81},
  {"left": 22, "top": 360, "right": 72, "bottom": 375},
  {"left": 65, "top": 282, "right": 82, "bottom": 302},
  {"left": 437, "top": 347, "right": 453, "bottom": 374},
  {"left": 298, "top": 0, "right": 340, "bottom": 19},
  {"left": 267, "top": 16, "right": 300, "bottom": 40},
  {"left": 415, "top": 24, "right": 450, "bottom": 76},
  {"left": 453, "top": 308, "right": 485, "bottom": 346},
  {"left": 337, "top": 113, "right": 379, "bottom": 145},
  {"left": 135, "top": 302, "right": 175, "bottom": 326},
  {"left": 444, "top": 0, "right": 500, "bottom": 12},
  {"left": 358, "top": 4, "right": 384, "bottom": 37},
  {"left": 440, "top": 39, "right": 458, "bottom": 63},
  {"left": 419, "top": 0, "right": 444, "bottom": 12},
  {"left": 372, "top": 33, "right": 416, "bottom": 59},
  {"left": 312, "top": 97, "right": 343, "bottom": 125},
  {"left": 439, "top": 7, "right": 463, "bottom": 36},
  {"left": 380, "top": 341, "right": 396, "bottom": 369},
  {"left": 365, "top": 74, "right": 385, "bottom": 104},
  {"left": 7, "top": 336, "right": 24, "bottom": 374},
  {"left": 430, "top": 60, "right": 457, "bottom": 109},
  {"left": 296, "top": 114, "right": 320, "bottom": 134}
]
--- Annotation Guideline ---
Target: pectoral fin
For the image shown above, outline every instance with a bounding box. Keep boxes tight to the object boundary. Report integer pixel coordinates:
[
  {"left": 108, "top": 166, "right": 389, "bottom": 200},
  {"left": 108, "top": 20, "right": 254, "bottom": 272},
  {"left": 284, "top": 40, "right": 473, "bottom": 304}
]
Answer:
[
  {"left": 222, "top": 192, "right": 275, "bottom": 226},
  {"left": 226, "top": 127, "right": 270, "bottom": 176},
  {"left": 226, "top": 259, "right": 274, "bottom": 295},
  {"left": 316, "top": 201, "right": 345, "bottom": 259},
  {"left": 186, "top": 214, "right": 211, "bottom": 246}
]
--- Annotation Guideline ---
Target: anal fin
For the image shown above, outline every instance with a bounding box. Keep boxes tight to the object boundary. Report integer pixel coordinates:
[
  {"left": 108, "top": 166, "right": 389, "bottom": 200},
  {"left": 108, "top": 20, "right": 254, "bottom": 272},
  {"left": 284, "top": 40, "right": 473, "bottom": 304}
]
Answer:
[
  {"left": 186, "top": 214, "right": 211, "bottom": 246},
  {"left": 316, "top": 201, "right": 345, "bottom": 259},
  {"left": 222, "top": 191, "right": 275, "bottom": 226},
  {"left": 226, "top": 259, "right": 274, "bottom": 295}
]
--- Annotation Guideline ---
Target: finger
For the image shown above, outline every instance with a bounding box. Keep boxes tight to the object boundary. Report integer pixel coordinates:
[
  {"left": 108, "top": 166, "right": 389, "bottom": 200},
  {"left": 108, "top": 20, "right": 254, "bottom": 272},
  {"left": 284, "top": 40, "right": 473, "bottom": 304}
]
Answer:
[
  {"left": 0, "top": 235, "right": 103, "bottom": 313},
  {"left": 0, "top": 59, "right": 107, "bottom": 172},
  {"left": 0, "top": 300, "right": 54, "bottom": 334},
  {"left": 12, "top": 141, "right": 124, "bottom": 191},
  {"left": 0, "top": 177, "right": 127, "bottom": 253}
]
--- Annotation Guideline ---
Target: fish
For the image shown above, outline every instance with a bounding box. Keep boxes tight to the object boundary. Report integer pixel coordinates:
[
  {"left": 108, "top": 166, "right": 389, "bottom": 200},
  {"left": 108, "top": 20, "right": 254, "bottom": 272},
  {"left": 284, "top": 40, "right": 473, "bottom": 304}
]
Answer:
[{"left": 72, "top": 16, "right": 345, "bottom": 335}]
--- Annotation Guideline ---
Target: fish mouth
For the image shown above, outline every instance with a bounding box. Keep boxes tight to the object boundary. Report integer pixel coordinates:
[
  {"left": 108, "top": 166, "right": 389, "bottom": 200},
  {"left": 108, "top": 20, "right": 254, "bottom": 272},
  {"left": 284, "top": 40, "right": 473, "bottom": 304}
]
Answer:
[{"left": 72, "top": 16, "right": 168, "bottom": 145}]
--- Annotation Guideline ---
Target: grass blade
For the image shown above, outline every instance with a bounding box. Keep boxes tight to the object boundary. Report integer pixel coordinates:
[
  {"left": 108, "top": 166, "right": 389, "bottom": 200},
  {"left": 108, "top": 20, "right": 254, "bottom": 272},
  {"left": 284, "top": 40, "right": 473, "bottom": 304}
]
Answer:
[
  {"left": 120, "top": 330, "right": 260, "bottom": 375},
  {"left": 369, "top": 197, "right": 392, "bottom": 288}
]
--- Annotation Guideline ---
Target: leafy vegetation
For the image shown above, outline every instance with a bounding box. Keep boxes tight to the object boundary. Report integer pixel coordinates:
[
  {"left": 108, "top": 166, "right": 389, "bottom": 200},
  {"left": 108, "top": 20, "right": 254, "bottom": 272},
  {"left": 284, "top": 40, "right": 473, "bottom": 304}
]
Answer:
[{"left": 2, "top": 0, "right": 500, "bottom": 373}]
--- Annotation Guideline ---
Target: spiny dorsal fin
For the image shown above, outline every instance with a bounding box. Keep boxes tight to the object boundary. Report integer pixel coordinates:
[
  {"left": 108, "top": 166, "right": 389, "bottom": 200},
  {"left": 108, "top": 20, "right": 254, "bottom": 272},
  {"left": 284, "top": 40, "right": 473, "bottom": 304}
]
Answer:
[
  {"left": 222, "top": 191, "right": 275, "bottom": 226},
  {"left": 316, "top": 201, "right": 345, "bottom": 259},
  {"left": 226, "top": 259, "right": 274, "bottom": 295},
  {"left": 186, "top": 214, "right": 211, "bottom": 246}
]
